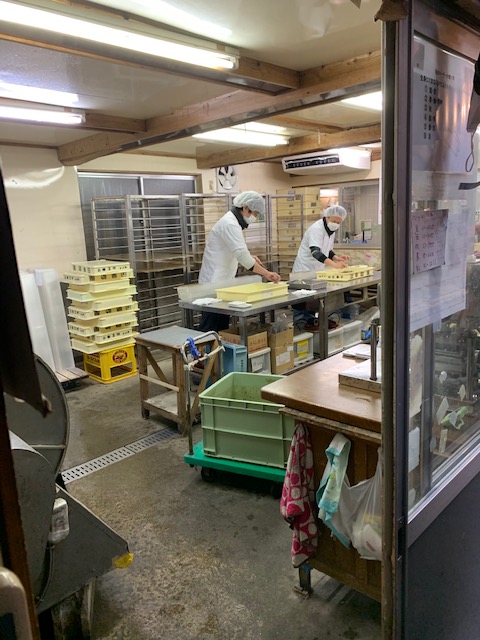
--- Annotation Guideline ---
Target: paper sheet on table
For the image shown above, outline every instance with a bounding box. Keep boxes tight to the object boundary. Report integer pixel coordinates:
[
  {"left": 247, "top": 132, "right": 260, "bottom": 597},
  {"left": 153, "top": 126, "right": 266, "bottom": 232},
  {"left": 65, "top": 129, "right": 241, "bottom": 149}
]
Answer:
[
  {"left": 228, "top": 301, "right": 253, "bottom": 308},
  {"left": 192, "top": 297, "right": 221, "bottom": 305},
  {"left": 342, "top": 343, "right": 371, "bottom": 359},
  {"left": 290, "top": 289, "right": 314, "bottom": 296}
]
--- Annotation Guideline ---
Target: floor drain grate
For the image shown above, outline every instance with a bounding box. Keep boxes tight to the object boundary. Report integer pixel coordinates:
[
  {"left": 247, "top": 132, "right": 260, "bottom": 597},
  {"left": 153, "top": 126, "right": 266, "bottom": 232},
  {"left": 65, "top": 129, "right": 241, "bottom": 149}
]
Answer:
[{"left": 61, "top": 428, "right": 179, "bottom": 483}]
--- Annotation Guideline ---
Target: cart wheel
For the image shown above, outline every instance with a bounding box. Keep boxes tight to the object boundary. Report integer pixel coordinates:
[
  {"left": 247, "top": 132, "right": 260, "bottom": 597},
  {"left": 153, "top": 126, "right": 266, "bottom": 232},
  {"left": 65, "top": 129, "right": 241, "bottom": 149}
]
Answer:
[
  {"left": 142, "top": 408, "right": 150, "bottom": 419},
  {"left": 270, "top": 483, "right": 282, "bottom": 499},
  {"left": 201, "top": 467, "right": 217, "bottom": 483}
]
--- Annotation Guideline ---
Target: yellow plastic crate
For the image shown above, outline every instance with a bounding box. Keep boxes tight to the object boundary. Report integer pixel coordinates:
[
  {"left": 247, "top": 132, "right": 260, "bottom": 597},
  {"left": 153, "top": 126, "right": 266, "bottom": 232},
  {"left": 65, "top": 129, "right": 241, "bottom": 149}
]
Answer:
[
  {"left": 215, "top": 282, "right": 288, "bottom": 303},
  {"left": 71, "top": 260, "right": 131, "bottom": 275},
  {"left": 71, "top": 335, "right": 135, "bottom": 354},
  {"left": 68, "top": 320, "right": 137, "bottom": 337},
  {"left": 316, "top": 265, "right": 375, "bottom": 281},
  {"left": 68, "top": 301, "right": 139, "bottom": 319},
  {"left": 66, "top": 285, "right": 137, "bottom": 303},
  {"left": 67, "top": 278, "right": 132, "bottom": 294},
  {"left": 64, "top": 269, "right": 133, "bottom": 284},
  {"left": 83, "top": 343, "right": 137, "bottom": 384}
]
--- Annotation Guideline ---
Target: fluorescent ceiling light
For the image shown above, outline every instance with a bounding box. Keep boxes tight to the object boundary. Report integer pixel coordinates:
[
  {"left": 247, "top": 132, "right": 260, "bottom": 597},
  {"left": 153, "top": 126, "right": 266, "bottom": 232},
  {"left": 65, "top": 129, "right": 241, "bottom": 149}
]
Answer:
[
  {"left": 0, "top": 81, "right": 79, "bottom": 106},
  {"left": 0, "top": 0, "right": 238, "bottom": 70},
  {"left": 194, "top": 127, "right": 289, "bottom": 147},
  {"left": 0, "top": 105, "right": 84, "bottom": 125},
  {"left": 194, "top": 122, "right": 289, "bottom": 146},
  {"left": 342, "top": 91, "right": 382, "bottom": 111}
]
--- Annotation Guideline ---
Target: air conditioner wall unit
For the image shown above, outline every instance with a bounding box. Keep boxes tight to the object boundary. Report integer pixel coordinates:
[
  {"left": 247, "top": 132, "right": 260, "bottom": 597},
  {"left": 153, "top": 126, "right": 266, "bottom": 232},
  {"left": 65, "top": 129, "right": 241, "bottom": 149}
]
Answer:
[{"left": 282, "top": 148, "right": 371, "bottom": 175}]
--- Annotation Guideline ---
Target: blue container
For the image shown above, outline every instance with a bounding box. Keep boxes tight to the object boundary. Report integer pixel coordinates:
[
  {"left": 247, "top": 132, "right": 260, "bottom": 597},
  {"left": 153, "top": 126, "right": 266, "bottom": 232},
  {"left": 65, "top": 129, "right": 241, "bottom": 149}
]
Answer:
[{"left": 222, "top": 342, "right": 248, "bottom": 375}]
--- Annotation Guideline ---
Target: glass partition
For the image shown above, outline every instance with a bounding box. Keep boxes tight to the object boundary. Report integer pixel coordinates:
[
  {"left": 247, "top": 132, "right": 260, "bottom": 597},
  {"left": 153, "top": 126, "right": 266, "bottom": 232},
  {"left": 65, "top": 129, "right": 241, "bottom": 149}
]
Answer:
[{"left": 407, "top": 35, "right": 480, "bottom": 511}]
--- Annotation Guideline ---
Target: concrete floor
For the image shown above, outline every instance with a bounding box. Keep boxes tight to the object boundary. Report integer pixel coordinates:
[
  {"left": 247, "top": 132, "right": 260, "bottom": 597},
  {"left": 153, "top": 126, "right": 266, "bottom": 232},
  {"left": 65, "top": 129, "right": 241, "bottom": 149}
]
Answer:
[{"left": 61, "top": 371, "right": 381, "bottom": 640}]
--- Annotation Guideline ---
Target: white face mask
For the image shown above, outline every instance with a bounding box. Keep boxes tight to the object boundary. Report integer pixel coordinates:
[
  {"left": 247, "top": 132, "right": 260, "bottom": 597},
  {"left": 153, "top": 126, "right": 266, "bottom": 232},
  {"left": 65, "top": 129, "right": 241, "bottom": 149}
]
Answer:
[
  {"left": 244, "top": 214, "right": 257, "bottom": 224},
  {"left": 327, "top": 221, "right": 340, "bottom": 232}
]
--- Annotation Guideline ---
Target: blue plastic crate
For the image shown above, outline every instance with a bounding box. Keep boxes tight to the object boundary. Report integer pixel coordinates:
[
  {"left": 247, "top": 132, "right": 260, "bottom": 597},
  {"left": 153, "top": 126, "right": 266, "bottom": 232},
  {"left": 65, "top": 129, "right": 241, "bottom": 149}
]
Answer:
[{"left": 222, "top": 341, "right": 248, "bottom": 375}]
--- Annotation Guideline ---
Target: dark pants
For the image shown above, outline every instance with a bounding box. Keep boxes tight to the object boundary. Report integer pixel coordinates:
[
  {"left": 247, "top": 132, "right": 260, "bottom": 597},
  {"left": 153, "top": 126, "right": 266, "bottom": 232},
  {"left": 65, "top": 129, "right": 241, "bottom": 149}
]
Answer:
[{"left": 199, "top": 311, "right": 230, "bottom": 333}]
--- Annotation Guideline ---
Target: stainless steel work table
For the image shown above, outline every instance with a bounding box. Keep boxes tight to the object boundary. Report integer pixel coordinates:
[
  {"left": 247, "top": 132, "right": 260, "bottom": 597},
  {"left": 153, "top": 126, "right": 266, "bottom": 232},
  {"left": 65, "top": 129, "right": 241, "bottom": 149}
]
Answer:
[
  {"left": 179, "top": 290, "right": 325, "bottom": 362},
  {"left": 179, "top": 272, "right": 380, "bottom": 361}
]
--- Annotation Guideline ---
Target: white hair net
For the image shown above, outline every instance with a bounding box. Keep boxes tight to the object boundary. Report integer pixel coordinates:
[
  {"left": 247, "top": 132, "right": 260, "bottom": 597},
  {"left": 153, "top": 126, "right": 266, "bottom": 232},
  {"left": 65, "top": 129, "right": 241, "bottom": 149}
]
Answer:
[
  {"left": 324, "top": 205, "right": 347, "bottom": 221},
  {"left": 233, "top": 191, "right": 265, "bottom": 216}
]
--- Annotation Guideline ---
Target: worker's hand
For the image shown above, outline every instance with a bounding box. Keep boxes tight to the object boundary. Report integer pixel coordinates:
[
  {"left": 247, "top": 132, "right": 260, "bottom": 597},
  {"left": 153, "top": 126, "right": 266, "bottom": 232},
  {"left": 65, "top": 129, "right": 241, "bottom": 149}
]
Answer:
[
  {"left": 332, "top": 261, "right": 347, "bottom": 269},
  {"left": 253, "top": 255, "right": 265, "bottom": 267},
  {"left": 336, "top": 254, "right": 350, "bottom": 262},
  {"left": 266, "top": 270, "right": 282, "bottom": 282}
]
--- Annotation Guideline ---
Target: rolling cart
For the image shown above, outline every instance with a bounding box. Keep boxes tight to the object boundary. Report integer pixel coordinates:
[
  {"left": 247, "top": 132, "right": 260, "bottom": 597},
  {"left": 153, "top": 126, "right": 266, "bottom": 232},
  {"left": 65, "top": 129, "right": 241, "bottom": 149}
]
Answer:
[{"left": 182, "top": 350, "right": 289, "bottom": 493}]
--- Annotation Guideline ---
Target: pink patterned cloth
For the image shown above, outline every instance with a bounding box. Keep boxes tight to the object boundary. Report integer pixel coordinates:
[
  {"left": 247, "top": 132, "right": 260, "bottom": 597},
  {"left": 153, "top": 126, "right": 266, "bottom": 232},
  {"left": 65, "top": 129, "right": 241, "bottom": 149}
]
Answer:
[{"left": 280, "top": 423, "right": 318, "bottom": 567}]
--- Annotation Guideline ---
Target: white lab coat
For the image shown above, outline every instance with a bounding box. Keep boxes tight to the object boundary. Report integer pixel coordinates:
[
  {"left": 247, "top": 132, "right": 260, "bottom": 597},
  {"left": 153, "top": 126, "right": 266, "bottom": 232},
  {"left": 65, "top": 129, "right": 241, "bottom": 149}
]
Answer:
[
  {"left": 292, "top": 219, "right": 336, "bottom": 273},
  {"left": 199, "top": 211, "right": 255, "bottom": 283}
]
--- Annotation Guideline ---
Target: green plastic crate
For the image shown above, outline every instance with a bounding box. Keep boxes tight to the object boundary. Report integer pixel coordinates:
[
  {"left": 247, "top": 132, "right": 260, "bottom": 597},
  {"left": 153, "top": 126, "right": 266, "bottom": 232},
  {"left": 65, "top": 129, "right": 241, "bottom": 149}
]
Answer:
[{"left": 199, "top": 372, "right": 295, "bottom": 468}]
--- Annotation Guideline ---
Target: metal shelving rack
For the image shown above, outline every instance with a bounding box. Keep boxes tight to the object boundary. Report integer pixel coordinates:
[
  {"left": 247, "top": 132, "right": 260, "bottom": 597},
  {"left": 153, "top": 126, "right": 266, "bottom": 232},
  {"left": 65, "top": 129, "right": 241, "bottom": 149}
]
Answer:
[
  {"left": 91, "top": 194, "right": 231, "bottom": 332},
  {"left": 91, "top": 192, "right": 280, "bottom": 332}
]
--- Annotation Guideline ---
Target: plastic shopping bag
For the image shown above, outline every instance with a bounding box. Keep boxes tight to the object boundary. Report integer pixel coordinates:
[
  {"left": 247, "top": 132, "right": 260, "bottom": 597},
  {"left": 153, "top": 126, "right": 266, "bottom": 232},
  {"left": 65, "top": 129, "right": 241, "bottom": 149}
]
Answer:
[
  {"left": 349, "top": 449, "right": 382, "bottom": 561},
  {"left": 318, "top": 446, "right": 382, "bottom": 561}
]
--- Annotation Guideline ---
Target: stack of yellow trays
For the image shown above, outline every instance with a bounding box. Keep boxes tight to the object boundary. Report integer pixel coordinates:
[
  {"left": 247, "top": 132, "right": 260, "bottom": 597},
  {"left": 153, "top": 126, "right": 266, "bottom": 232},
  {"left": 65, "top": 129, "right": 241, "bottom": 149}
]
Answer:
[
  {"left": 315, "top": 265, "right": 375, "bottom": 282},
  {"left": 65, "top": 260, "right": 138, "bottom": 355}
]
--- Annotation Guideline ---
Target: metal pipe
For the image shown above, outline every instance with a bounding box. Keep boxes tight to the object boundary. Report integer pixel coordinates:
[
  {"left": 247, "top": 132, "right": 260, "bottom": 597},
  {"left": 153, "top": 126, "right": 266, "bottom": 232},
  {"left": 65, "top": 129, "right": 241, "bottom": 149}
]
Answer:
[{"left": 370, "top": 318, "right": 379, "bottom": 381}]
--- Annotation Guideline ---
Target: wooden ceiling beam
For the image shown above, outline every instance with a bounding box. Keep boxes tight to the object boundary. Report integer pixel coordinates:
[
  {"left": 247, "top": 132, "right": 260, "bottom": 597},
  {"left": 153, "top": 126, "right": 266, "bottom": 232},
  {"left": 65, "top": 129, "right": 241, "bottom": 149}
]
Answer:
[
  {"left": 57, "top": 50, "right": 381, "bottom": 165},
  {"left": 195, "top": 124, "right": 381, "bottom": 168},
  {"left": 82, "top": 113, "right": 146, "bottom": 133},
  {"left": 264, "top": 115, "right": 344, "bottom": 133}
]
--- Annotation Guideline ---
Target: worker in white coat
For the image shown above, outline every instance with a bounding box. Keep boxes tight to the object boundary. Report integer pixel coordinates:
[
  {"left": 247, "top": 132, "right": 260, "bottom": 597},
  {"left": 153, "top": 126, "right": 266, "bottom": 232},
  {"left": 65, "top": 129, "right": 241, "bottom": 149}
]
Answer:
[
  {"left": 292, "top": 204, "right": 350, "bottom": 329},
  {"left": 199, "top": 191, "right": 281, "bottom": 332},
  {"left": 292, "top": 204, "right": 350, "bottom": 273}
]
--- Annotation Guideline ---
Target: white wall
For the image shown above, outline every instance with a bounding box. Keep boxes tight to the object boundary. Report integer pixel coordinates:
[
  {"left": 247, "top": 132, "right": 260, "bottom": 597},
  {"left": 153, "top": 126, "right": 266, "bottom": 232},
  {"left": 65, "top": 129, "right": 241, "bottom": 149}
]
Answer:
[
  {"left": 233, "top": 161, "right": 292, "bottom": 195},
  {"left": 0, "top": 146, "right": 86, "bottom": 274}
]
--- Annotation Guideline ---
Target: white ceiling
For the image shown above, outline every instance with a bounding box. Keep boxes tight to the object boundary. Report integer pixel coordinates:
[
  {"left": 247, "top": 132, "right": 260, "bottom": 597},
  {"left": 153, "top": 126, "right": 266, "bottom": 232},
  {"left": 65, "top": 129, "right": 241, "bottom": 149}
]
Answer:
[{"left": 0, "top": 0, "right": 383, "bottom": 164}]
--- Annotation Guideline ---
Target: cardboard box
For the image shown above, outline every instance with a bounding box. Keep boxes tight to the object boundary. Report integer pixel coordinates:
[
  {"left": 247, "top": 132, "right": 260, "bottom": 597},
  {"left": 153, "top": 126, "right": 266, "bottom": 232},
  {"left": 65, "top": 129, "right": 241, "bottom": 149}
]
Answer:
[
  {"left": 268, "top": 327, "right": 294, "bottom": 350},
  {"left": 268, "top": 328, "right": 295, "bottom": 374},
  {"left": 270, "top": 345, "right": 295, "bottom": 374},
  {"left": 276, "top": 187, "right": 320, "bottom": 197},
  {"left": 220, "top": 325, "right": 268, "bottom": 353}
]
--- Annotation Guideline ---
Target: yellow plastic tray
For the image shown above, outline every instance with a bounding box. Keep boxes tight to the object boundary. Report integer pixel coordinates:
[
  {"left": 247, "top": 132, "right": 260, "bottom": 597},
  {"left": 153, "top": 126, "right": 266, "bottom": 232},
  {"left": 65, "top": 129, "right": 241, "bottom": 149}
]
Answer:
[
  {"left": 64, "top": 269, "right": 134, "bottom": 284},
  {"left": 316, "top": 265, "right": 375, "bottom": 282},
  {"left": 66, "top": 285, "right": 137, "bottom": 303},
  {"left": 215, "top": 282, "right": 288, "bottom": 303},
  {"left": 71, "top": 260, "right": 131, "bottom": 275},
  {"left": 68, "top": 301, "right": 139, "bottom": 320}
]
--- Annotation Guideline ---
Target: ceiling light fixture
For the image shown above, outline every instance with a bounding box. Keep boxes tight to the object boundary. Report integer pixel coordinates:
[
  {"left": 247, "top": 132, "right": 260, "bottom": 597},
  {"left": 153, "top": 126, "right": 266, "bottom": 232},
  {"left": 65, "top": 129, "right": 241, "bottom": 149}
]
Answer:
[
  {"left": 342, "top": 91, "right": 382, "bottom": 111},
  {"left": 0, "top": 105, "right": 85, "bottom": 125},
  {"left": 194, "top": 123, "right": 289, "bottom": 147},
  {"left": 0, "top": 81, "right": 80, "bottom": 107},
  {"left": 0, "top": 0, "right": 239, "bottom": 70}
]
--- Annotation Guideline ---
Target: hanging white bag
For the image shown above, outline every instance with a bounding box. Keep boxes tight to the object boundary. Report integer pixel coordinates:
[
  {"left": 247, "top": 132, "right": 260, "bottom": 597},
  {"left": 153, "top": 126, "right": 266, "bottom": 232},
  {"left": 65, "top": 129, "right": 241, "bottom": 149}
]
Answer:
[
  {"left": 349, "top": 449, "right": 382, "bottom": 561},
  {"left": 317, "top": 443, "right": 382, "bottom": 561}
]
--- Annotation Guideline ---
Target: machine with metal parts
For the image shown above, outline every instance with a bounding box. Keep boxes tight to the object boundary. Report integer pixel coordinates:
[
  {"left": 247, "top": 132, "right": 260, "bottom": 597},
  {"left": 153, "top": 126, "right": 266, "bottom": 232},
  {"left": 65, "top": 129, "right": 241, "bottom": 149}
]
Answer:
[{"left": 4, "top": 355, "right": 130, "bottom": 635}]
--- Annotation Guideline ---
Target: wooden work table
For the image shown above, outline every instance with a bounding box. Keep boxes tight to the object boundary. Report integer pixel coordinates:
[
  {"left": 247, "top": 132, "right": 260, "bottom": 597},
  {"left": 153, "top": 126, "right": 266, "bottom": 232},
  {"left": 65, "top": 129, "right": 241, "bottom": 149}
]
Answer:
[{"left": 261, "top": 351, "right": 382, "bottom": 601}]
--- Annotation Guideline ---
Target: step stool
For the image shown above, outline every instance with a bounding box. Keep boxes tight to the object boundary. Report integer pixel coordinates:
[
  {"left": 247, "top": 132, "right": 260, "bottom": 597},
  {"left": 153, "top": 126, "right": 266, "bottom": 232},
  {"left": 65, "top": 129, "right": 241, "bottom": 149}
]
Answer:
[{"left": 83, "top": 343, "right": 137, "bottom": 384}]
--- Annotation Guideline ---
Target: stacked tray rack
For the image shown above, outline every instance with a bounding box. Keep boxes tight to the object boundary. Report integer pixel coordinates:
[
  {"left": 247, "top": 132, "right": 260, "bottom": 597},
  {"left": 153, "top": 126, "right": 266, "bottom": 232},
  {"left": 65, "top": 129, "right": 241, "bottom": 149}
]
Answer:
[
  {"left": 65, "top": 260, "right": 138, "bottom": 355},
  {"left": 316, "top": 265, "right": 375, "bottom": 282}
]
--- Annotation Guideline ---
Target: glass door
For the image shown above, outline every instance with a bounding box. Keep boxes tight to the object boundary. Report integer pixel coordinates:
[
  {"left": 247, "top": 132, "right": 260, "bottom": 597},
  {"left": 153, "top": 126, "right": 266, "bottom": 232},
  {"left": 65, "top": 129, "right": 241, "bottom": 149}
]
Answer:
[{"left": 383, "top": 2, "right": 480, "bottom": 638}]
